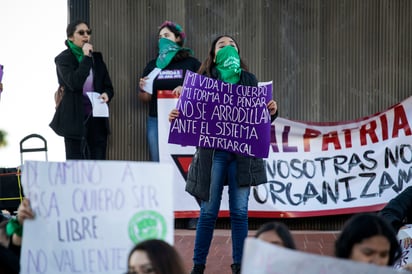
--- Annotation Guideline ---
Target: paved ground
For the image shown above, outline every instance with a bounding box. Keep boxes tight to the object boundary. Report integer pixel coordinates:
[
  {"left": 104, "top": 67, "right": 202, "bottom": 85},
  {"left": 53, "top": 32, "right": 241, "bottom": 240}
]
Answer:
[{"left": 174, "top": 229, "right": 339, "bottom": 274}]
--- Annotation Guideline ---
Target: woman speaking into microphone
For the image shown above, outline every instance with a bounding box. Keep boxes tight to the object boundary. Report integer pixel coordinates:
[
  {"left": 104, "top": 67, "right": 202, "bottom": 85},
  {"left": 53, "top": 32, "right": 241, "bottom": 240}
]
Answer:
[{"left": 50, "top": 20, "right": 114, "bottom": 160}]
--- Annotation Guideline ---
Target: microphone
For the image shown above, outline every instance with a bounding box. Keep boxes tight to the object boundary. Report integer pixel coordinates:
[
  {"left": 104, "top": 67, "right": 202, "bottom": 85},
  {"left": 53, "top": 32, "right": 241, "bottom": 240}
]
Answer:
[{"left": 83, "top": 42, "right": 93, "bottom": 57}]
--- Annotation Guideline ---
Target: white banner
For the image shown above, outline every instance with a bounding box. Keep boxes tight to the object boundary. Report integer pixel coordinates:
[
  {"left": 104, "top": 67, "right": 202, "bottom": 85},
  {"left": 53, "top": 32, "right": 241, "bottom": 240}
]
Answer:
[
  {"left": 20, "top": 160, "right": 174, "bottom": 274},
  {"left": 242, "top": 238, "right": 400, "bottom": 274},
  {"left": 159, "top": 94, "right": 412, "bottom": 218}
]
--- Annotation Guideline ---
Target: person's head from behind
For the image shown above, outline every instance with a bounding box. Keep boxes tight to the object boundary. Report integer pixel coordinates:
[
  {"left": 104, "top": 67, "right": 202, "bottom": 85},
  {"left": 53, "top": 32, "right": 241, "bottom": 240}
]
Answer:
[
  {"left": 158, "top": 21, "right": 186, "bottom": 47},
  {"left": 66, "top": 19, "right": 91, "bottom": 48},
  {"left": 255, "top": 221, "right": 296, "bottom": 249},
  {"left": 335, "top": 213, "right": 401, "bottom": 266},
  {"left": 126, "top": 239, "right": 185, "bottom": 274}
]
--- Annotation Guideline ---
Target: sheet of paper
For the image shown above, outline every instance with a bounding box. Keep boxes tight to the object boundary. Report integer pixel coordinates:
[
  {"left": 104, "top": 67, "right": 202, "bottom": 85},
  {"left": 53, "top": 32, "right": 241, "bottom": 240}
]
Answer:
[
  {"left": 142, "top": 67, "right": 162, "bottom": 94},
  {"left": 86, "top": 91, "right": 109, "bottom": 117}
]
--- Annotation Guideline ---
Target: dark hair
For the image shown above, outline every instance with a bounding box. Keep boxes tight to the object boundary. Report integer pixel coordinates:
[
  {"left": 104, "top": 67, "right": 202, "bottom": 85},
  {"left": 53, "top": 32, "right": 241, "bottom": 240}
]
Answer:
[
  {"left": 197, "top": 34, "right": 249, "bottom": 77},
  {"left": 158, "top": 21, "right": 186, "bottom": 46},
  {"left": 335, "top": 213, "right": 401, "bottom": 266},
  {"left": 127, "top": 239, "right": 186, "bottom": 274},
  {"left": 66, "top": 19, "right": 90, "bottom": 38},
  {"left": 157, "top": 21, "right": 191, "bottom": 62},
  {"left": 255, "top": 221, "right": 296, "bottom": 249}
]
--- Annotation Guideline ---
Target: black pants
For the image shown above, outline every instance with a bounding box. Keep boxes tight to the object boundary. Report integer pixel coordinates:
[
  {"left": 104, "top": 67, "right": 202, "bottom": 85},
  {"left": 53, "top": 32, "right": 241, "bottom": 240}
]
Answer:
[{"left": 64, "top": 117, "right": 108, "bottom": 160}]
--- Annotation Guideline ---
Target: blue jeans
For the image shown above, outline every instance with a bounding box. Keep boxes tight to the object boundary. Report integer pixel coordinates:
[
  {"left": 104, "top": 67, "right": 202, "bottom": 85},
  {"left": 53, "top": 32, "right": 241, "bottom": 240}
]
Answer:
[
  {"left": 193, "top": 150, "right": 250, "bottom": 265},
  {"left": 146, "top": 116, "right": 159, "bottom": 162}
]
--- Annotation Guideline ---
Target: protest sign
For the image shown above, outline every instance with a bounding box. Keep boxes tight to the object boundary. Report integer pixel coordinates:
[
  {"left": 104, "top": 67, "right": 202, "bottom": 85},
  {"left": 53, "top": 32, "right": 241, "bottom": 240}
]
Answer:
[
  {"left": 168, "top": 70, "right": 273, "bottom": 158},
  {"left": 394, "top": 224, "right": 412, "bottom": 269},
  {"left": 158, "top": 90, "right": 199, "bottom": 213},
  {"left": 160, "top": 93, "right": 412, "bottom": 218},
  {"left": 242, "top": 238, "right": 400, "bottom": 274},
  {"left": 19, "top": 160, "right": 173, "bottom": 274}
]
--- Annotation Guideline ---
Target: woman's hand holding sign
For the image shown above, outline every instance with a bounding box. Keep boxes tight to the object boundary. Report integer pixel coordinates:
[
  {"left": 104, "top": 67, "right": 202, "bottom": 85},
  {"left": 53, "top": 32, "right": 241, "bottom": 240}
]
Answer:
[
  {"left": 172, "top": 85, "right": 183, "bottom": 96},
  {"left": 169, "top": 108, "right": 180, "bottom": 122},
  {"left": 267, "top": 99, "right": 278, "bottom": 116}
]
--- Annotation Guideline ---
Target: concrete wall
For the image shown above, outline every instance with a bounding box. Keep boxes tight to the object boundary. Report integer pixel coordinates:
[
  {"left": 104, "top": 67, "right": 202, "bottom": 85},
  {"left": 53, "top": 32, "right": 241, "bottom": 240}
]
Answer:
[{"left": 85, "top": 0, "right": 412, "bottom": 161}]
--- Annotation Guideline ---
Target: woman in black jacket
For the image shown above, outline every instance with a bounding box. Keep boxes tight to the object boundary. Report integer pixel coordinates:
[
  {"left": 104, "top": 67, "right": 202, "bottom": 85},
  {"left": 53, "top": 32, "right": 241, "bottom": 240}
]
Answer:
[
  {"left": 138, "top": 21, "right": 200, "bottom": 162},
  {"left": 50, "top": 20, "right": 114, "bottom": 160},
  {"left": 170, "top": 35, "right": 278, "bottom": 274}
]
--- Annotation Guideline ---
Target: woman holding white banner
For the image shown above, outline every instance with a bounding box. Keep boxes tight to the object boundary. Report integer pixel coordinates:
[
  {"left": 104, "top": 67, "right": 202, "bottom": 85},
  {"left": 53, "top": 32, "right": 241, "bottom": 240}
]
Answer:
[{"left": 169, "top": 35, "right": 278, "bottom": 274}]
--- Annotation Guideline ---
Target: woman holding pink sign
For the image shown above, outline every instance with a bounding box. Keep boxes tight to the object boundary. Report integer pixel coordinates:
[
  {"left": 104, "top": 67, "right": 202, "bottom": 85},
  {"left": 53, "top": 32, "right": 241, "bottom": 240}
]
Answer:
[{"left": 169, "top": 35, "right": 278, "bottom": 274}]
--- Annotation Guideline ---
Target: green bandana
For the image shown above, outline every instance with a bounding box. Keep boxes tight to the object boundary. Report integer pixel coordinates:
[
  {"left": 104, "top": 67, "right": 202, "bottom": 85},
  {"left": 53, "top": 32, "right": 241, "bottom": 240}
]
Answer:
[
  {"left": 215, "top": 46, "right": 241, "bottom": 84},
  {"left": 67, "top": 40, "right": 84, "bottom": 62},
  {"left": 156, "top": 38, "right": 181, "bottom": 69}
]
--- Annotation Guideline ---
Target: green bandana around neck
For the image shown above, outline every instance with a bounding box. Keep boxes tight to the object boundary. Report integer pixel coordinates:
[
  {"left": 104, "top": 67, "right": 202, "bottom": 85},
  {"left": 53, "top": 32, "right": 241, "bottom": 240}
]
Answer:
[
  {"left": 215, "top": 45, "right": 241, "bottom": 84},
  {"left": 67, "top": 40, "right": 84, "bottom": 62},
  {"left": 156, "top": 38, "right": 181, "bottom": 69}
]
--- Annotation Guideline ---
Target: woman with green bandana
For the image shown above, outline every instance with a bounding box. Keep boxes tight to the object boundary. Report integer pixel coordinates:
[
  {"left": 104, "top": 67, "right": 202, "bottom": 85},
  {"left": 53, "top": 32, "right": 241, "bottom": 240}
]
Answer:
[
  {"left": 138, "top": 21, "right": 201, "bottom": 230},
  {"left": 169, "top": 35, "right": 278, "bottom": 274},
  {"left": 138, "top": 21, "right": 201, "bottom": 163},
  {"left": 50, "top": 20, "right": 114, "bottom": 160}
]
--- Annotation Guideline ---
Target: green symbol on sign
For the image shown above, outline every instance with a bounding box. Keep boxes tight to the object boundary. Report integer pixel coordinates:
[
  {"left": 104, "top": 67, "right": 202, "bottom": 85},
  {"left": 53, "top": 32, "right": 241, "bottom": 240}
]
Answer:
[{"left": 128, "top": 210, "right": 167, "bottom": 243}]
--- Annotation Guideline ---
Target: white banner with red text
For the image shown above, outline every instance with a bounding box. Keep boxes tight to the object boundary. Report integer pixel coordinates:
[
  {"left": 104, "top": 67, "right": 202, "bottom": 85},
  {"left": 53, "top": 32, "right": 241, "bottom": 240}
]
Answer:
[{"left": 158, "top": 92, "right": 412, "bottom": 218}]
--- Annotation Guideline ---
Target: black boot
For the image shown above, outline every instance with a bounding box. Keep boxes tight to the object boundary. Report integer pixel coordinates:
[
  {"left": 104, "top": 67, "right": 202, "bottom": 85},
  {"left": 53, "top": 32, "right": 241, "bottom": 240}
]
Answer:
[
  {"left": 231, "top": 263, "right": 241, "bottom": 274},
  {"left": 191, "top": 264, "right": 205, "bottom": 274}
]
